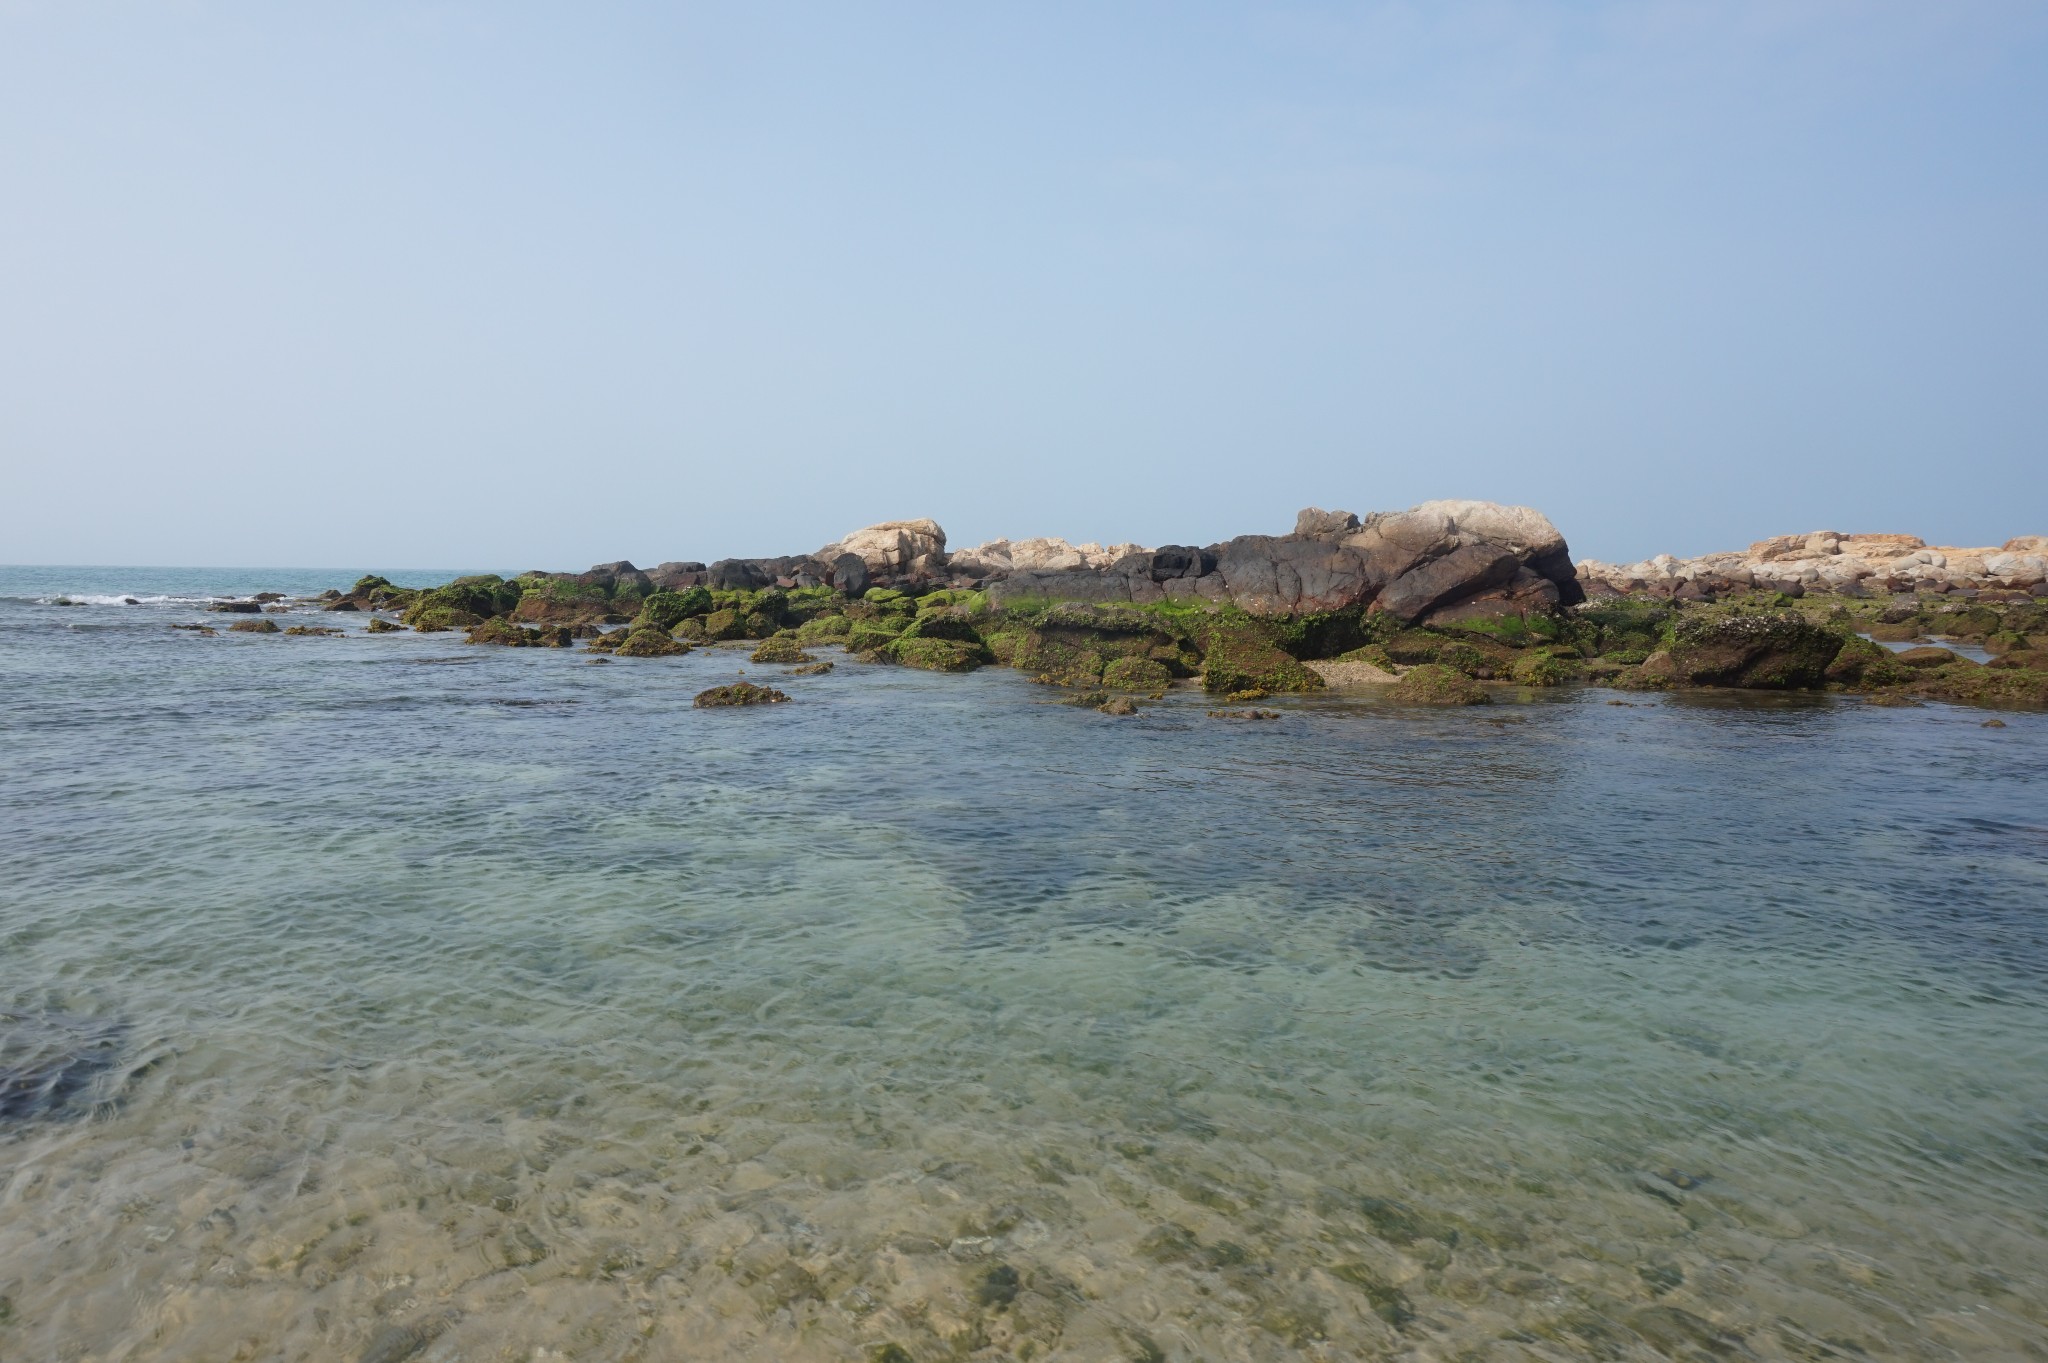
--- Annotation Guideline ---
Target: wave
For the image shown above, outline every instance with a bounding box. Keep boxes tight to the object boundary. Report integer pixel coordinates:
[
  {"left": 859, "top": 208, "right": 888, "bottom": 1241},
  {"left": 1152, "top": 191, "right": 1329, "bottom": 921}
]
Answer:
[{"left": 4, "top": 593, "right": 250, "bottom": 607}]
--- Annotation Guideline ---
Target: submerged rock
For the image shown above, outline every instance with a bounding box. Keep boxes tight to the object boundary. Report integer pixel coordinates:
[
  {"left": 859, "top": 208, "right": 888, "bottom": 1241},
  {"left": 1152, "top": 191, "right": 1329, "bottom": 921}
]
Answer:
[
  {"left": 229, "top": 618, "right": 281, "bottom": 633},
  {"left": 693, "top": 682, "right": 790, "bottom": 707},
  {"left": 0, "top": 1011, "right": 127, "bottom": 1123}
]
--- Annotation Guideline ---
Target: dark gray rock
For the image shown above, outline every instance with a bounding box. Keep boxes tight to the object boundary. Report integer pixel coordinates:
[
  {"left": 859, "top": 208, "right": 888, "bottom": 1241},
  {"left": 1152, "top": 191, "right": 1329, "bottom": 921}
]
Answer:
[
  {"left": 830, "top": 553, "right": 870, "bottom": 595},
  {"left": 1375, "top": 545, "right": 1520, "bottom": 622}
]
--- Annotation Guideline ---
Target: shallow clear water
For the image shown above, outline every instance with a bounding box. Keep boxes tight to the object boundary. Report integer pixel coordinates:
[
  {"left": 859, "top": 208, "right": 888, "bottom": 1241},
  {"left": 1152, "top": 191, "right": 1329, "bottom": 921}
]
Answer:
[{"left": 3, "top": 571, "right": 2046, "bottom": 1362}]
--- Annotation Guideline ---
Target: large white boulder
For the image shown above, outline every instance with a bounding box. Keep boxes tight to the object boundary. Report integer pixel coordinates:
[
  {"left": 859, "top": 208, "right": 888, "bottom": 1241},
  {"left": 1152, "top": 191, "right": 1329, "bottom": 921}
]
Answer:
[{"left": 817, "top": 519, "right": 947, "bottom": 572}]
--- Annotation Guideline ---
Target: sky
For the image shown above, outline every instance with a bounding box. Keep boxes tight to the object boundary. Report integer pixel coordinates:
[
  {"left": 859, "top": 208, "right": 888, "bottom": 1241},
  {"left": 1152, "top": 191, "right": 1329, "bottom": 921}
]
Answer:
[{"left": 2, "top": 1, "right": 2044, "bottom": 570}]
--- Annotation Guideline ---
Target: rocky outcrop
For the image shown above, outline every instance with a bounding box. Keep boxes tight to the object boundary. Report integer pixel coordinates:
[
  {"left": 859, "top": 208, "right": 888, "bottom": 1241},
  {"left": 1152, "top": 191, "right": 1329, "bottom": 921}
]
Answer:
[
  {"left": 949, "top": 536, "right": 1147, "bottom": 577},
  {"left": 987, "top": 501, "right": 1581, "bottom": 624},
  {"left": 818, "top": 519, "right": 947, "bottom": 576},
  {"left": 1578, "top": 532, "right": 2048, "bottom": 600}
]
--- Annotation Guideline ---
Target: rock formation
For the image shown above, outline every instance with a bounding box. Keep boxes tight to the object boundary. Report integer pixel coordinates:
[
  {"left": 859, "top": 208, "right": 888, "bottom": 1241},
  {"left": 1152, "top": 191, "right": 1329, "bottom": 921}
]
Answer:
[
  {"left": 1577, "top": 533, "right": 2048, "bottom": 601},
  {"left": 985, "top": 500, "right": 1582, "bottom": 625}
]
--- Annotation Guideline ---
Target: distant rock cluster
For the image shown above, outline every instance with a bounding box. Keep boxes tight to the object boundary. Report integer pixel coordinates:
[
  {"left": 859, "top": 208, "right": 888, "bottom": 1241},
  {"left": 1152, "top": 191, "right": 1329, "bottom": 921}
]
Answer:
[
  {"left": 1578, "top": 533, "right": 2048, "bottom": 601},
  {"left": 407, "top": 500, "right": 1585, "bottom": 630}
]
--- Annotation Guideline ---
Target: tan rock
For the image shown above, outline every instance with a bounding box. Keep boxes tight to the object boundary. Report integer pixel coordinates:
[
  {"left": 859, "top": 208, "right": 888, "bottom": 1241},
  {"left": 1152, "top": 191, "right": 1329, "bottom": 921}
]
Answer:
[{"left": 817, "top": 518, "right": 946, "bottom": 571}]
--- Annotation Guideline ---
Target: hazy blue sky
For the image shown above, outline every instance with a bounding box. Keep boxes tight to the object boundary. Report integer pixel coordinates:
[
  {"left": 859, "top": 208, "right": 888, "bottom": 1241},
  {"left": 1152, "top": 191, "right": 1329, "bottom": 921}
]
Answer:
[{"left": 3, "top": 2, "right": 2044, "bottom": 569}]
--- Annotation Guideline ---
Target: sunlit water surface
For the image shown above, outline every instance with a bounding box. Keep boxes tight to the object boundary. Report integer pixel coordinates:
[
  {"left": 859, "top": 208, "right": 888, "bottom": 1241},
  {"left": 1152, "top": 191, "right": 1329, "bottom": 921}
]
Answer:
[{"left": 2, "top": 570, "right": 2045, "bottom": 1363}]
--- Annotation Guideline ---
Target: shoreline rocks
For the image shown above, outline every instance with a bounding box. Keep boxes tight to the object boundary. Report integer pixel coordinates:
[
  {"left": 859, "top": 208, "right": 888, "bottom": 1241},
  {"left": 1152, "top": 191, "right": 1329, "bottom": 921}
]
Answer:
[
  {"left": 1578, "top": 533, "right": 2048, "bottom": 602},
  {"left": 304, "top": 507, "right": 2048, "bottom": 713}
]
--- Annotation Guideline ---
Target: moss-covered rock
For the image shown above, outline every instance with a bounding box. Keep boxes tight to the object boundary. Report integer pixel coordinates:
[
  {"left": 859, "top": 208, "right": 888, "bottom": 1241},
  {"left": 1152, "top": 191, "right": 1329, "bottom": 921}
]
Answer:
[
  {"left": 1825, "top": 635, "right": 1909, "bottom": 686},
  {"left": 1510, "top": 652, "right": 1575, "bottom": 686},
  {"left": 408, "top": 605, "right": 484, "bottom": 633},
  {"left": 466, "top": 618, "right": 570, "bottom": 648},
  {"left": 636, "top": 588, "right": 713, "bottom": 632},
  {"left": 365, "top": 617, "right": 402, "bottom": 634},
  {"left": 1195, "top": 617, "right": 1325, "bottom": 695},
  {"left": 404, "top": 575, "right": 523, "bottom": 629},
  {"left": 1575, "top": 601, "right": 1673, "bottom": 658},
  {"left": 283, "top": 625, "right": 342, "bottom": 637},
  {"left": 887, "top": 637, "right": 992, "bottom": 672},
  {"left": 1903, "top": 664, "right": 2048, "bottom": 708},
  {"left": 899, "top": 610, "right": 984, "bottom": 644},
  {"left": 702, "top": 608, "right": 747, "bottom": 641},
  {"left": 693, "top": 682, "right": 789, "bottom": 707},
  {"left": 672, "top": 617, "right": 709, "bottom": 642},
  {"left": 615, "top": 627, "right": 692, "bottom": 658},
  {"left": 1388, "top": 663, "right": 1488, "bottom": 705},
  {"left": 512, "top": 575, "right": 618, "bottom": 625},
  {"left": 750, "top": 636, "right": 814, "bottom": 665},
  {"left": 1102, "top": 656, "right": 1173, "bottom": 690},
  {"left": 794, "top": 613, "right": 852, "bottom": 643},
  {"left": 1335, "top": 644, "right": 1397, "bottom": 671},
  {"left": 229, "top": 618, "right": 280, "bottom": 633},
  {"left": 789, "top": 660, "right": 835, "bottom": 676},
  {"left": 1641, "top": 613, "right": 1844, "bottom": 689},
  {"left": 845, "top": 621, "right": 907, "bottom": 653}
]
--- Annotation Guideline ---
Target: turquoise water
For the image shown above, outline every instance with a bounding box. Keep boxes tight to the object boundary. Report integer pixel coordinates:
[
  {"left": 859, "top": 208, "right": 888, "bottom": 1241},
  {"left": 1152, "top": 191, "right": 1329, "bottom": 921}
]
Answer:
[{"left": 2, "top": 570, "right": 2045, "bottom": 1362}]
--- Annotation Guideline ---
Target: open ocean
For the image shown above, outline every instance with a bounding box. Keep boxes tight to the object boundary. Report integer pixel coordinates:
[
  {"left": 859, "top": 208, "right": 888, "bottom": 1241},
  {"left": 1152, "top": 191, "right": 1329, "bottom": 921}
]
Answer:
[{"left": 2, "top": 566, "right": 2045, "bottom": 1362}]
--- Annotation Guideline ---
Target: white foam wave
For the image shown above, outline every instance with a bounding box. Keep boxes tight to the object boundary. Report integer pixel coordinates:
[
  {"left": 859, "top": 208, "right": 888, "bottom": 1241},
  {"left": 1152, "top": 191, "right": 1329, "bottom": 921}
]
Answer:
[{"left": 28, "top": 593, "right": 232, "bottom": 607}]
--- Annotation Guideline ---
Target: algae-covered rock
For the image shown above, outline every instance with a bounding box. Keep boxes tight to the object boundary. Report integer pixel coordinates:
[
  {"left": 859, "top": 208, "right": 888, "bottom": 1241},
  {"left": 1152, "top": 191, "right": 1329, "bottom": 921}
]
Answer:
[
  {"left": 1642, "top": 613, "right": 1844, "bottom": 689},
  {"left": 794, "top": 613, "right": 852, "bottom": 643},
  {"left": 845, "top": 621, "right": 906, "bottom": 654},
  {"left": 229, "top": 618, "right": 281, "bottom": 633},
  {"left": 899, "top": 610, "right": 984, "bottom": 644},
  {"left": 365, "top": 617, "right": 401, "bottom": 633},
  {"left": 702, "top": 608, "right": 747, "bottom": 641},
  {"left": 615, "top": 628, "right": 692, "bottom": 657},
  {"left": 672, "top": 618, "right": 709, "bottom": 642},
  {"left": 403, "top": 575, "right": 522, "bottom": 629},
  {"left": 1894, "top": 646, "right": 1963, "bottom": 669},
  {"left": 741, "top": 611, "right": 777, "bottom": 639},
  {"left": 408, "top": 606, "right": 483, "bottom": 633},
  {"left": 283, "top": 625, "right": 342, "bottom": 637},
  {"left": 466, "top": 618, "right": 571, "bottom": 648},
  {"left": 635, "top": 587, "right": 713, "bottom": 632},
  {"left": 1825, "top": 635, "right": 1909, "bottom": 686},
  {"left": 887, "top": 637, "right": 991, "bottom": 672},
  {"left": 1196, "top": 617, "right": 1325, "bottom": 696},
  {"left": 1099, "top": 696, "right": 1139, "bottom": 716},
  {"left": 1510, "top": 652, "right": 1575, "bottom": 686},
  {"left": 1102, "top": 656, "right": 1172, "bottom": 690},
  {"left": 750, "top": 636, "right": 814, "bottom": 665},
  {"left": 789, "top": 660, "right": 835, "bottom": 676},
  {"left": 1335, "top": 644, "right": 1397, "bottom": 671},
  {"left": 1388, "top": 663, "right": 1488, "bottom": 705},
  {"left": 693, "top": 682, "right": 790, "bottom": 707}
]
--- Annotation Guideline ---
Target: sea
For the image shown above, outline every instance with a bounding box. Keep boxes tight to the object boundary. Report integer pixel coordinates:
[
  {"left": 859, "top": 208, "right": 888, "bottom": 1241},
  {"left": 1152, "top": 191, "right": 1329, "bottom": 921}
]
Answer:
[{"left": 1, "top": 567, "right": 2044, "bottom": 1362}]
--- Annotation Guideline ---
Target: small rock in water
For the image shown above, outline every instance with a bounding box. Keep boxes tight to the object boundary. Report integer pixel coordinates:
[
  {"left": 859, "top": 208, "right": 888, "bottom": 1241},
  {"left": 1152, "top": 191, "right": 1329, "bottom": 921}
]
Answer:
[
  {"left": 976, "top": 1263, "right": 1022, "bottom": 1307},
  {"left": 694, "top": 682, "right": 789, "bottom": 707},
  {"left": 357, "top": 1308, "right": 459, "bottom": 1363},
  {"left": 1098, "top": 696, "right": 1138, "bottom": 716},
  {"left": 1983, "top": 718, "right": 2007, "bottom": 727},
  {"left": 1207, "top": 708, "right": 1280, "bottom": 720}
]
